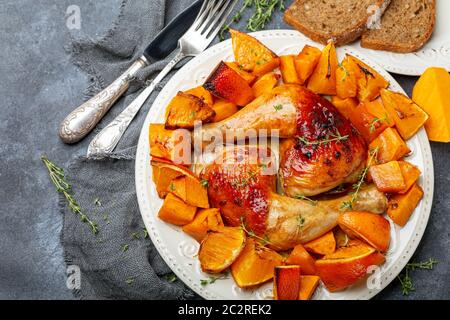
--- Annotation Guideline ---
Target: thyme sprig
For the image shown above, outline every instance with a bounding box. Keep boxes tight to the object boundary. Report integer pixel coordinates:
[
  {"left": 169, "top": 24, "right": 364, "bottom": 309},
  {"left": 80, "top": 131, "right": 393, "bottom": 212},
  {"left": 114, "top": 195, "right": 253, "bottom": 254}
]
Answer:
[
  {"left": 369, "top": 114, "right": 388, "bottom": 133},
  {"left": 397, "top": 258, "right": 438, "bottom": 295},
  {"left": 340, "top": 147, "right": 379, "bottom": 210},
  {"left": 294, "top": 195, "right": 318, "bottom": 206},
  {"left": 200, "top": 272, "right": 229, "bottom": 286},
  {"left": 41, "top": 156, "right": 98, "bottom": 235},
  {"left": 298, "top": 132, "right": 349, "bottom": 147},
  {"left": 240, "top": 217, "right": 279, "bottom": 248}
]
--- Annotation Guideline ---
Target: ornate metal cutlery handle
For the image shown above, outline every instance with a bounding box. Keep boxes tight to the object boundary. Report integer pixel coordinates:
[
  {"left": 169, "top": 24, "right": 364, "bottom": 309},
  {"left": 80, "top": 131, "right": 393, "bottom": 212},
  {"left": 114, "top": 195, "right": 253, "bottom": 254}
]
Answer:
[
  {"left": 59, "top": 56, "right": 148, "bottom": 144},
  {"left": 87, "top": 50, "right": 186, "bottom": 157}
]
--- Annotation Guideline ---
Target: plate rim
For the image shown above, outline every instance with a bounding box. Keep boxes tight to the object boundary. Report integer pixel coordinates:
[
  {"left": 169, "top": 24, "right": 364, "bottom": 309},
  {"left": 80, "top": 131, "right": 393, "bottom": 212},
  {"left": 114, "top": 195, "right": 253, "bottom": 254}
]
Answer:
[{"left": 135, "top": 29, "right": 435, "bottom": 300}]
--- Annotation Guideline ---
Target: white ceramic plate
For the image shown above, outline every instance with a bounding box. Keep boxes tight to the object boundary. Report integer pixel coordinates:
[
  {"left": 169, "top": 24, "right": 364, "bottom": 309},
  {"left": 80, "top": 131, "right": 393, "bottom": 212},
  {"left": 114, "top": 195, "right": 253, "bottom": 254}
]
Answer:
[
  {"left": 135, "top": 30, "right": 434, "bottom": 300},
  {"left": 349, "top": 0, "right": 450, "bottom": 76}
]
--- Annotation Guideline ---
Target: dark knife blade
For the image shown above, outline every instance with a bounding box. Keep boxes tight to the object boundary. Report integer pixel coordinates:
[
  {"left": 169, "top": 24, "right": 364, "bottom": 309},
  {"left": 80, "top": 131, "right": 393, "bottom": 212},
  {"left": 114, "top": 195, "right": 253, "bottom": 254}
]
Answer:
[{"left": 144, "top": 0, "right": 203, "bottom": 61}]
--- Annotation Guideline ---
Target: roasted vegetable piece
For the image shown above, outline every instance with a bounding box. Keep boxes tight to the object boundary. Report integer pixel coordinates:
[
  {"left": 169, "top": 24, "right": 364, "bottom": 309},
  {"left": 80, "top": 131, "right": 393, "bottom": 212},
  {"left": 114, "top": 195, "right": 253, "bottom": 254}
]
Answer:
[
  {"left": 380, "top": 89, "right": 429, "bottom": 140},
  {"left": 149, "top": 124, "right": 191, "bottom": 164},
  {"left": 338, "top": 211, "right": 391, "bottom": 252},
  {"left": 299, "top": 276, "right": 320, "bottom": 300},
  {"left": 280, "top": 55, "right": 301, "bottom": 84},
  {"left": 203, "top": 61, "right": 255, "bottom": 106},
  {"left": 364, "top": 98, "right": 395, "bottom": 127},
  {"left": 294, "top": 45, "right": 322, "bottom": 84},
  {"left": 315, "top": 241, "right": 385, "bottom": 292},
  {"left": 185, "top": 86, "right": 214, "bottom": 106},
  {"left": 387, "top": 183, "right": 423, "bottom": 227},
  {"left": 273, "top": 266, "right": 301, "bottom": 300},
  {"left": 398, "top": 161, "right": 421, "bottom": 194},
  {"left": 151, "top": 158, "right": 194, "bottom": 198},
  {"left": 252, "top": 72, "right": 280, "bottom": 97},
  {"left": 347, "top": 55, "right": 389, "bottom": 102},
  {"left": 231, "top": 238, "right": 283, "bottom": 288},
  {"left": 347, "top": 101, "right": 390, "bottom": 144},
  {"left": 334, "top": 228, "right": 350, "bottom": 248},
  {"left": 285, "top": 244, "right": 316, "bottom": 275},
  {"left": 369, "top": 161, "right": 406, "bottom": 193},
  {"left": 225, "top": 62, "right": 257, "bottom": 85},
  {"left": 158, "top": 193, "right": 197, "bottom": 226},
  {"left": 212, "top": 99, "right": 239, "bottom": 122},
  {"left": 230, "top": 29, "right": 279, "bottom": 75},
  {"left": 165, "top": 92, "right": 215, "bottom": 129},
  {"left": 331, "top": 96, "right": 358, "bottom": 120},
  {"left": 369, "top": 127, "right": 411, "bottom": 164},
  {"left": 304, "top": 231, "right": 336, "bottom": 255},
  {"left": 336, "top": 55, "right": 358, "bottom": 99},
  {"left": 182, "top": 208, "right": 224, "bottom": 242},
  {"left": 168, "top": 175, "right": 209, "bottom": 208},
  {"left": 307, "top": 41, "right": 338, "bottom": 95},
  {"left": 199, "top": 226, "right": 246, "bottom": 273}
]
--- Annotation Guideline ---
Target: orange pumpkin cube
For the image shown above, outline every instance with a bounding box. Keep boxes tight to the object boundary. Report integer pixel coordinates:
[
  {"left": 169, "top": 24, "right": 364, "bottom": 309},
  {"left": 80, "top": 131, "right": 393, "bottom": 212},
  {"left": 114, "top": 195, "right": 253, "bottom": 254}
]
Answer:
[
  {"left": 182, "top": 208, "right": 224, "bottom": 242},
  {"left": 185, "top": 86, "right": 214, "bottom": 106},
  {"left": 225, "top": 62, "right": 257, "bottom": 85},
  {"left": 331, "top": 96, "right": 358, "bottom": 120},
  {"left": 286, "top": 244, "right": 317, "bottom": 275},
  {"left": 149, "top": 124, "right": 191, "bottom": 164},
  {"left": 294, "top": 45, "right": 322, "bottom": 84},
  {"left": 158, "top": 193, "right": 197, "bottom": 226},
  {"left": 369, "top": 161, "right": 406, "bottom": 193},
  {"left": 151, "top": 158, "right": 194, "bottom": 198},
  {"left": 299, "top": 276, "right": 321, "bottom": 300},
  {"left": 304, "top": 231, "right": 336, "bottom": 255},
  {"left": 398, "top": 161, "right": 421, "bottom": 194},
  {"left": 252, "top": 72, "right": 280, "bottom": 97},
  {"left": 273, "top": 266, "right": 301, "bottom": 300},
  {"left": 211, "top": 99, "right": 239, "bottom": 122},
  {"left": 369, "top": 127, "right": 411, "bottom": 164},
  {"left": 336, "top": 55, "right": 358, "bottom": 99},
  {"left": 307, "top": 41, "right": 338, "bottom": 95},
  {"left": 280, "top": 55, "right": 301, "bottom": 84},
  {"left": 388, "top": 183, "right": 423, "bottom": 226},
  {"left": 347, "top": 101, "right": 390, "bottom": 143}
]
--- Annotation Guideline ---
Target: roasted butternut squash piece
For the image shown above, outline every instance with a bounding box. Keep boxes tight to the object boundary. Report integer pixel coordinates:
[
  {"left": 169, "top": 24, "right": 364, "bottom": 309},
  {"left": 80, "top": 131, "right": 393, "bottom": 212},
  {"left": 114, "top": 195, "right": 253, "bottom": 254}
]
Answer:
[
  {"left": 151, "top": 158, "right": 194, "bottom": 198},
  {"left": 331, "top": 96, "right": 358, "bottom": 120},
  {"left": 185, "top": 86, "right": 214, "bottom": 106},
  {"left": 199, "top": 227, "right": 246, "bottom": 273},
  {"left": 307, "top": 41, "right": 338, "bottom": 95},
  {"left": 286, "top": 244, "right": 316, "bottom": 275},
  {"left": 204, "top": 61, "right": 255, "bottom": 106},
  {"left": 149, "top": 124, "right": 191, "bottom": 164},
  {"left": 182, "top": 208, "right": 224, "bottom": 242},
  {"left": 388, "top": 183, "right": 423, "bottom": 226},
  {"left": 334, "top": 228, "right": 350, "bottom": 248},
  {"left": 252, "top": 72, "right": 280, "bottom": 97},
  {"left": 380, "top": 89, "right": 429, "bottom": 140},
  {"left": 168, "top": 175, "right": 209, "bottom": 208},
  {"left": 211, "top": 99, "right": 239, "bottom": 122},
  {"left": 336, "top": 55, "right": 358, "bottom": 99},
  {"left": 412, "top": 67, "right": 450, "bottom": 142},
  {"left": 280, "top": 55, "right": 300, "bottom": 84},
  {"left": 231, "top": 238, "right": 283, "bottom": 288},
  {"left": 225, "top": 62, "right": 257, "bottom": 85},
  {"left": 165, "top": 92, "right": 215, "bottom": 129},
  {"left": 299, "top": 276, "right": 320, "bottom": 300},
  {"left": 294, "top": 45, "right": 322, "bottom": 84},
  {"left": 273, "top": 266, "right": 301, "bottom": 300},
  {"left": 398, "top": 161, "right": 421, "bottom": 194},
  {"left": 369, "top": 161, "right": 406, "bottom": 193},
  {"left": 365, "top": 98, "right": 395, "bottom": 127},
  {"left": 158, "top": 193, "right": 197, "bottom": 226},
  {"left": 304, "top": 231, "right": 336, "bottom": 255},
  {"left": 230, "top": 29, "right": 279, "bottom": 75},
  {"left": 347, "top": 55, "right": 389, "bottom": 102},
  {"left": 369, "top": 128, "right": 411, "bottom": 164},
  {"left": 347, "top": 101, "right": 390, "bottom": 143}
]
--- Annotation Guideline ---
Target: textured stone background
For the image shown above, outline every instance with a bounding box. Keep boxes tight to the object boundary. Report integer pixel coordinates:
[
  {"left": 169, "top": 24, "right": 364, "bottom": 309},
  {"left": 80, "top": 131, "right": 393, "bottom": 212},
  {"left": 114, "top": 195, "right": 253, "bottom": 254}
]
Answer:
[{"left": 0, "top": 0, "right": 448, "bottom": 299}]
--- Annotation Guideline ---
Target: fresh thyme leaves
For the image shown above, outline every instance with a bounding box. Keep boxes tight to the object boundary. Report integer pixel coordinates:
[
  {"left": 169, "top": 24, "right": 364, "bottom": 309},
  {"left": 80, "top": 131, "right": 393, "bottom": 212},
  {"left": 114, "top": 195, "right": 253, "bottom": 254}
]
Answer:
[
  {"left": 200, "top": 273, "right": 229, "bottom": 286},
  {"left": 273, "top": 104, "right": 283, "bottom": 111},
  {"left": 125, "top": 277, "right": 135, "bottom": 285},
  {"left": 338, "top": 62, "right": 350, "bottom": 81},
  {"left": 169, "top": 182, "right": 176, "bottom": 192},
  {"left": 231, "top": 170, "right": 258, "bottom": 188},
  {"left": 122, "top": 244, "right": 129, "bottom": 253},
  {"left": 297, "top": 215, "right": 306, "bottom": 229},
  {"left": 369, "top": 114, "right": 388, "bottom": 133},
  {"left": 164, "top": 273, "right": 178, "bottom": 283},
  {"left": 398, "top": 258, "right": 438, "bottom": 295},
  {"left": 294, "top": 195, "right": 318, "bottom": 206},
  {"left": 132, "top": 232, "right": 140, "bottom": 239},
  {"left": 201, "top": 179, "right": 209, "bottom": 188},
  {"left": 340, "top": 147, "right": 379, "bottom": 210},
  {"left": 41, "top": 156, "right": 98, "bottom": 235},
  {"left": 240, "top": 217, "right": 279, "bottom": 248},
  {"left": 298, "top": 132, "right": 349, "bottom": 147},
  {"left": 94, "top": 198, "right": 102, "bottom": 207},
  {"left": 102, "top": 213, "right": 110, "bottom": 224},
  {"left": 143, "top": 228, "right": 149, "bottom": 239},
  {"left": 219, "top": 0, "right": 285, "bottom": 40}
]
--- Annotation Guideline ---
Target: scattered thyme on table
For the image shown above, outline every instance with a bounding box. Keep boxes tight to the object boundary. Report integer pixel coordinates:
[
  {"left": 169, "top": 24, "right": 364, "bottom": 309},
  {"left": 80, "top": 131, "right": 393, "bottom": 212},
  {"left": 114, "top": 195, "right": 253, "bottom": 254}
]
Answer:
[
  {"left": 398, "top": 258, "right": 438, "bottom": 295},
  {"left": 41, "top": 156, "right": 99, "bottom": 235}
]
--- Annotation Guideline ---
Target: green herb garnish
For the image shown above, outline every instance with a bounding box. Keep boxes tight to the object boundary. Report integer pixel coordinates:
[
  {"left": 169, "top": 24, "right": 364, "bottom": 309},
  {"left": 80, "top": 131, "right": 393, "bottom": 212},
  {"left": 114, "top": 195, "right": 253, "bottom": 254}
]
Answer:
[
  {"left": 273, "top": 104, "right": 283, "bottom": 111},
  {"left": 164, "top": 273, "right": 178, "bottom": 283},
  {"left": 294, "top": 195, "right": 318, "bottom": 206},
  {"left": 122, "top": 244, "right": 129, "bottom": 252},
  {"left": 125, "top": 278, "right": 135, "bottom": 285},
  {"left": 398, "top": 258, "right": 438, "bottom": 295},
  {"left": 369, "top": 114, "right": 388, "bottom": 133},
  {"left": 298, "top": 132, "right": 349, "bottom": 147},
  {"left": 200, "top": 272, "right": 229, "bottom": 286},
  {"left": 201, "top": 179, "right": 209, "bottom": 188}
]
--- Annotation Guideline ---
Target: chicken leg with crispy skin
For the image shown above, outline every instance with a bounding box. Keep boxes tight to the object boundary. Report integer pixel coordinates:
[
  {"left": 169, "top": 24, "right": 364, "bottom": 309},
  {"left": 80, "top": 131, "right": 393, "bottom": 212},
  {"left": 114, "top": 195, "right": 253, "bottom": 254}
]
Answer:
[
  {"left": 201, "top": 85, "right": 367, "bottom": 196},
  {"left": 199, "top": 146, "right": 387, "bottom": 251}
]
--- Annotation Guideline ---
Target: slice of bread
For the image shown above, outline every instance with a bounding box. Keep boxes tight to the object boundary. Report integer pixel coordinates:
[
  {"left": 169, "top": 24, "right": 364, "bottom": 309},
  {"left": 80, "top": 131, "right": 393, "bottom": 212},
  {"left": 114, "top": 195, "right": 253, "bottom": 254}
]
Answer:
[
  {"left": 361, "top": 0, "right": 436, "bottom": 53},
  {"left": 284, "top": 0, "right": 391, "bottom": 46}
]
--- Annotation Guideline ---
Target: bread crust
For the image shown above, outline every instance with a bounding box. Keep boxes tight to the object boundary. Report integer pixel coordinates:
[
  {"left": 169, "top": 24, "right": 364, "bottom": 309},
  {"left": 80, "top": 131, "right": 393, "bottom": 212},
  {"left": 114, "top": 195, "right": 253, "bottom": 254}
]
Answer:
[
  {"left": 361, "top": 0, "right": 436, "bottom": 53},
  {"left": 284, "top": 0, "right": 391, "bottom": 46}
]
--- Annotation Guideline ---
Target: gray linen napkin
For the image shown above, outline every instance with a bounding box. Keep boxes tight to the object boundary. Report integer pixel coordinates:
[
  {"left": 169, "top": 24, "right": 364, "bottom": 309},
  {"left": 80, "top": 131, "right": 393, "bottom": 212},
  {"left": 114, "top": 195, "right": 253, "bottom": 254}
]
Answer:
[{"left": 62, "top": 0, "right": 287, "bottom": 300}]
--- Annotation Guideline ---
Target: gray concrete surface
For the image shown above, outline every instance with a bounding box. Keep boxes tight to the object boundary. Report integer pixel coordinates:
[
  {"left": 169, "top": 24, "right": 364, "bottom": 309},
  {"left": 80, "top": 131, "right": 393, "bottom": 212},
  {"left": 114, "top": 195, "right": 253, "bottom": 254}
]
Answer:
[{"left": 0, "top": 0, "right": 448, "bottom": 299}]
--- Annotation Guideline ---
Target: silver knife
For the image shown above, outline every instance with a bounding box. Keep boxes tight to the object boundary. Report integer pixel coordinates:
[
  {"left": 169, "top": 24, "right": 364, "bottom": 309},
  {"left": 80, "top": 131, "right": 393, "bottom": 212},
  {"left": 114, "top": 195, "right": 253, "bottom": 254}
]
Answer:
[{"left": 58, "top": 0, "right": 204, "bottom": 144}]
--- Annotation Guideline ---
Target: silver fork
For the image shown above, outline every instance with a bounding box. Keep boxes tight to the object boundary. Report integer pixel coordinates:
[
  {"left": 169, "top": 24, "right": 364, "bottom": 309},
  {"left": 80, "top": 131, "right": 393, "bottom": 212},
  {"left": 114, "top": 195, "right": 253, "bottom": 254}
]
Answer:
[{"left": 87, "top": 0, "right": 237, "bottom": 157}]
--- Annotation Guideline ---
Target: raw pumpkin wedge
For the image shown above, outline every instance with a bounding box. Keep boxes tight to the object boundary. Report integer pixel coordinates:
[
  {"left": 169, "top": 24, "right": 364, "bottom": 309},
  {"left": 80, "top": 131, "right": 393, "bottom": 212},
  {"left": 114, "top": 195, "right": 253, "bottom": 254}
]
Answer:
[
  {"left": 299, "top": 276, "right": 321, "bottom": 300},
  {"left": 336, "top": 55, "right": 358, "bottom": 99},
  {"left": 211, "top": 99, "right": 239, "bottom": 122},
  {"left": 252, "top": 72, "right": 280, "bottom": 97},
  {"left": 285, "top": 244, "right": 317, "bottom": 275},
  {"left": 307, "top": 41, "right": 338, "bottom": 95},
  {"left": 294, "top": 45, "right": 322, "bottom": 84},
  {"left": 168, "top": 175, "right": 209, "bottom": 208},
  {"left": 304, "top": 231, "right": 336, "bottom": 255},
  {"left": 229, "top": 29, "right": 279, "bottom": 75},
  {"left": 280, "top": 55, "right": 301, "bottom": 84},
  {"left": 184, "top": 86, "right": 214, "bottom": 106},
  {"left": 273, "top": 266, "right": 301, "bottom": 300},
  {"left": 231, "top": 238, "right": 283, "bottom": 288},
  {"left": 225, "top": 62, "right": 257, "bottom": 85},
  {"left": 387, "top": 183, "right": 423, "bottom": 227},
  {"left": 158, "top": 193, "right": 197, "bottom": 226},
  {"left": 182, "top": 208, "right": 224, "bottom": 242},
  {"left": 151, "top": 158, "right": 195, "bottom": 198},
  {"left": 199, "top": 227, "right": 246, "bottom": 273},
  {"left": 338, "top": 211, "right": 391, "bottom": 252},
  {"left": 369, "top": 127, "right": 411, "bottom": 164},
  {"left": 369, "top": 161, "right": 406, "bottom": 193},
  {"left": 331, "top": 96, "right": 358, "bottom": 120},
  {"left": 165, "top": 92, "right": 215, "bottom": 129},
  {"left": 380, "top": 89, "right": 429, "bottom": 140},
  {"left": 398, "top": 161, "right": 421, "bottom": 194}
]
